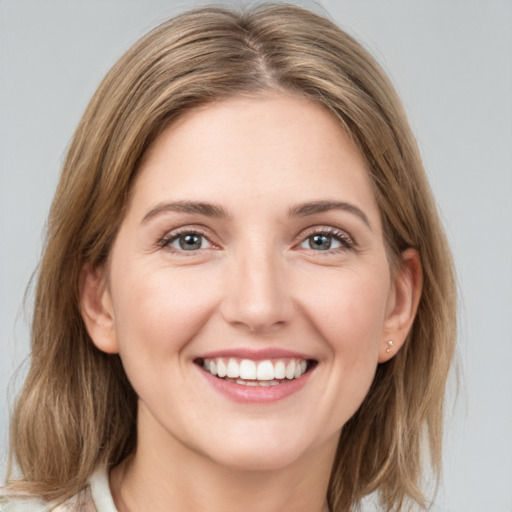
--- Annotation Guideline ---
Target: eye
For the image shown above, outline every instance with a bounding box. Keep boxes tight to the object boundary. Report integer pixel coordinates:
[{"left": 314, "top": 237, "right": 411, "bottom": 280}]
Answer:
[
  {"left": 298, "top": 228, "right": 354, "bottom": 252},
  {"left": 301, "top": 233, "right": 341, "bottom": 251},
  {"left": 160, "top": 230, "right": 213, "bottom": 252}
]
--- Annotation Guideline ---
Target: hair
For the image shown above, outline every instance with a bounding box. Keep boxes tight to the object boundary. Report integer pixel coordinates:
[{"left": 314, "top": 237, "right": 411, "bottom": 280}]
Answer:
[{"left": 5, "top": 3, "right": 456, "bottom": 511}]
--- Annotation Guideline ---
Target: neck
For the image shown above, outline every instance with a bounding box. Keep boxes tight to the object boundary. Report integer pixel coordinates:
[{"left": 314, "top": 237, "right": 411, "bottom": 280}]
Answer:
[{"left": 110, "top": 407, "right": 337, "bottom": 512}]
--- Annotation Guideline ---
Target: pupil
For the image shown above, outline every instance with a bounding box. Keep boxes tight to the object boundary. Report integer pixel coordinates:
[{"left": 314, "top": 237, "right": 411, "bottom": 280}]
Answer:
[
  {"left": 180, "top": 234, "right": 201, "bottom": 250},
  {"left": 311, "top": 234, "right": 331, "bottom": 250}
]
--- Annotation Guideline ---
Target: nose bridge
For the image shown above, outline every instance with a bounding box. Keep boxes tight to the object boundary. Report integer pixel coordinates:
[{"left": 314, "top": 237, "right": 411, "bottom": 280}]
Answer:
[{"left": 221, "top": 237, "right": 291, "bottom": 332}]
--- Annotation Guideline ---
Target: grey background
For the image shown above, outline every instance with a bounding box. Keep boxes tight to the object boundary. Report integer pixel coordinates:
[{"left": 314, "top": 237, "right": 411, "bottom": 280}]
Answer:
[{"left": 1, "top": 1, "right": 511, "bottom": 510}]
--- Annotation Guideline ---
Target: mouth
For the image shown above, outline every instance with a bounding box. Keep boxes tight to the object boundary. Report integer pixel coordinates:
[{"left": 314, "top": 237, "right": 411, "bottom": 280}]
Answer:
[{"left": 194, "top": 356, "right": 317, "bottom": 387}]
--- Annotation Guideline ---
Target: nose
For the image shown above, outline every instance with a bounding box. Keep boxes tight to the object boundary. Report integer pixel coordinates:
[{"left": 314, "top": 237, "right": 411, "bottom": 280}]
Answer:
[{"left": 219, "top": 245, "right": 293, "bottom": 333}]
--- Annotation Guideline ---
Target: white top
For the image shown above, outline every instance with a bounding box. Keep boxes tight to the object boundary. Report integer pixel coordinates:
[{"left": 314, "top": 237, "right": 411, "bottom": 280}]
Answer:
[{"left": 0, "top": 467, "right": 118, "bottom": 512}]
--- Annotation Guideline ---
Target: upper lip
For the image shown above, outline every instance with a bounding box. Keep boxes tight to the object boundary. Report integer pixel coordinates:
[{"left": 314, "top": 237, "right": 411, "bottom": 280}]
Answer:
[{"left": 197, "top": 347, "right": 317, "bottom": 361}]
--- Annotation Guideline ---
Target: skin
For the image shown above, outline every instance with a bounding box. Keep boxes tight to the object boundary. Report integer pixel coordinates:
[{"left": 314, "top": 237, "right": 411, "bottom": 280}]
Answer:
[{"left": 81, "top": 94, "right": 421, "bottom": 512}]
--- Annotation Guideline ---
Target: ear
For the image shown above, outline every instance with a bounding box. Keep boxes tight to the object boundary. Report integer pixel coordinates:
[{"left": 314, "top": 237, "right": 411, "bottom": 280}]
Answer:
[
  {"left": 79, "top": 264, "right": 120, "bottom": 354},
  {"left": 379, "top": 248, "right": 423, "bottom": 363}
]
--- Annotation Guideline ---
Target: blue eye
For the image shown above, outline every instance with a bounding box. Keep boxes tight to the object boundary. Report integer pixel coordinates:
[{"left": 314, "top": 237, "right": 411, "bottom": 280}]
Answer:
[
  {"left": 298, "top": 228, "right": 354, "bottom": 252},
  {"left": 164, "top": 232, "right": 212, "bottom": 251},
  {"left": 300, "top": 234, "right": 342, "bottom": 251}
]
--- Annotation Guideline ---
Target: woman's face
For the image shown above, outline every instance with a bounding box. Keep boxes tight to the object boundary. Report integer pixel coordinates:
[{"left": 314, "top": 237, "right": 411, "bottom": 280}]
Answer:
[{"left": 84, "top": 94, "right": 415, "bottom": 471}]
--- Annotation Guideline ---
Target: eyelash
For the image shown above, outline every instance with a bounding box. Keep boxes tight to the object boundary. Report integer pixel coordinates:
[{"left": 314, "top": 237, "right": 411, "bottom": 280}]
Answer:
[
  {"left": 157, "top": 226, "right": 355, "bottom": 255},
  {"left": 157, "top": 227, "right": 215, "bottom": 255},
  {"left": 296, "top": 226, "right": 355, "bottom": 254}
]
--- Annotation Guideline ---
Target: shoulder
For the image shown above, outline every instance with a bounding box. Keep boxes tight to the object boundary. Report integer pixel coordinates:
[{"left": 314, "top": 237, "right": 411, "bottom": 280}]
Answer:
[
  {"left": 0, "top": 495, "right": 51, "bottom": 512},
  {"left": 87, "top": 467, "right": 117, "bottom": 512},
  {"left": 0, "top": 467, "right": 116, "bottom": 512},
  {"left": 0, "top": 491, "right": 94, "bottom": 512}
]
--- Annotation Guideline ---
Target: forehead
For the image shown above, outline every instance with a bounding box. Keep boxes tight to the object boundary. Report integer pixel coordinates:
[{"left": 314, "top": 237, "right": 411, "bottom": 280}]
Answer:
[{"left": 130, "top": 94, "right": 380, "bottom": 225}]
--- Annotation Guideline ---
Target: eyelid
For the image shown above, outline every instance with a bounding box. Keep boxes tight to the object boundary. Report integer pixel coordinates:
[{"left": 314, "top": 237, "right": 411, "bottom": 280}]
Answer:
[
  {"left": 157, "top": 225, "right": 220, "bottom": 253},
  {"left": 155, "top": 224, "right": 355, "bottom": 255},
  {"left": 294, "top": 225, "right": 356, "bottom": 251}
]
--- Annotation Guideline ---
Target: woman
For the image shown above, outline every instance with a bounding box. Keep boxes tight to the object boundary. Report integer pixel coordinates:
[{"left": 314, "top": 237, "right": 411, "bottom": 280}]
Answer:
[{"left": 2, "top": 3, "right": 456, "bottom": 511}]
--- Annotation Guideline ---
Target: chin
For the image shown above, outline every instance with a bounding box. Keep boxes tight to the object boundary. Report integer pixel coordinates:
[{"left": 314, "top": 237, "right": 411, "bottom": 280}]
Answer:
[
  {"left": 210, "top": 445, "right": 304, "bottom": 472},
  {"left": 200, "top": 427, "right": 331, "bottom": 473}
]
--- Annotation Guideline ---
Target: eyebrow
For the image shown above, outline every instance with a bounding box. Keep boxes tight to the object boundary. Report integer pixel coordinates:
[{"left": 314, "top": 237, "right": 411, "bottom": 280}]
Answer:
[
  {"left": 288, "top": 200, "right": 373, "bottom": 230},
  {"left": 141, "top": 201, "right": 230, "bottom": 223},
  {"left": 141, "top": 199, "right": 372, "bottom": 230}
]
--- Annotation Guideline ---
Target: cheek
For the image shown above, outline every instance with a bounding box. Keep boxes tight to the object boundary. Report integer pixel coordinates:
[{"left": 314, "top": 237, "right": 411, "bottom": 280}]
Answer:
[
  {"left": 108, "top": 265, "right": 223, "bottom": 414},
  {"left": 299, "top": 267, "right": 391, "bottom": 357},
  {"left": 110, "top": 264, "right": 221, "bottom": 362}
]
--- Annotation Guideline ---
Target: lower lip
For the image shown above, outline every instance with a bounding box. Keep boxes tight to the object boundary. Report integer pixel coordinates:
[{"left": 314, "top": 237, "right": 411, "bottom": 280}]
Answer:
[{"left": 197, "top": 365, "right": 313, "bottom": 403}]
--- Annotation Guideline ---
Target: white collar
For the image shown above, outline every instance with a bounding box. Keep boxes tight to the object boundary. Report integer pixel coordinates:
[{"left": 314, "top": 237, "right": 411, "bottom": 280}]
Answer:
[{"left": 88, "top": 467, "right": 118, "bottom": 512}]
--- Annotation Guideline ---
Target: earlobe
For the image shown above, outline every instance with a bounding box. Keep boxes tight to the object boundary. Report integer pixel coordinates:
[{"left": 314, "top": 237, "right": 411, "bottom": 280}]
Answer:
[
  {"left": 379, "top": 248, "right": 423, "bottom": 363},
  {"left": 80, "top": 265, "right": 120, "bottom": 354}
]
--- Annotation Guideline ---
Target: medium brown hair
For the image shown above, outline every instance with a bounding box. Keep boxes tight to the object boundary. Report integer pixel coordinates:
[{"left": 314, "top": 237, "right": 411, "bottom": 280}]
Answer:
[{"left": 6, "top": 4, "right": 456, "bottom": 511}]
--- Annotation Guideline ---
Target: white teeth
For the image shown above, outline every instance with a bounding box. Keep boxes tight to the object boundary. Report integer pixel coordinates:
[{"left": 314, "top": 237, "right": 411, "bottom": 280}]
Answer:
[
  {"left": 227, "top": 358, "right": 240, "bottom": 378},
  {"left": 274, "top": 360, "right": 286, "bottom": 379},
  {"left": 202, "top": 357, "right": 311, "bottom": 383},
  {"left": 256, "top": 360, "right": 274, "bottom": 380},
  {"left": 285, "top": 360, "right": 296, "bottom": 380},
  {"left": 239, "top": 359, "right": 257, "bottom": 380},
  {"left": 216, "top": 359, "right": 227, "bottom": 378},
  {"left": 231, "top": 378, "right": 286, "bottom": 387}
]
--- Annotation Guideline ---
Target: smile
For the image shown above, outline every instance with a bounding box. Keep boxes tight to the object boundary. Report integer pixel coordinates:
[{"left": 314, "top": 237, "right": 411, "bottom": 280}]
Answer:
[
  {"left": 194, "top": 350, "right": 318, "bottom": 403},
  {"left": 199, "top": 357, "right": 313, "bottom": 386}
]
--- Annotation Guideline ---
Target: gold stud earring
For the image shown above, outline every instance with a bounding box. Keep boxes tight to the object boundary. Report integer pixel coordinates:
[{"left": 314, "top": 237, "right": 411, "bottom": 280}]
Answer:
[{"left": 385, "top": 340, "right": 394, "bottom": 353}]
